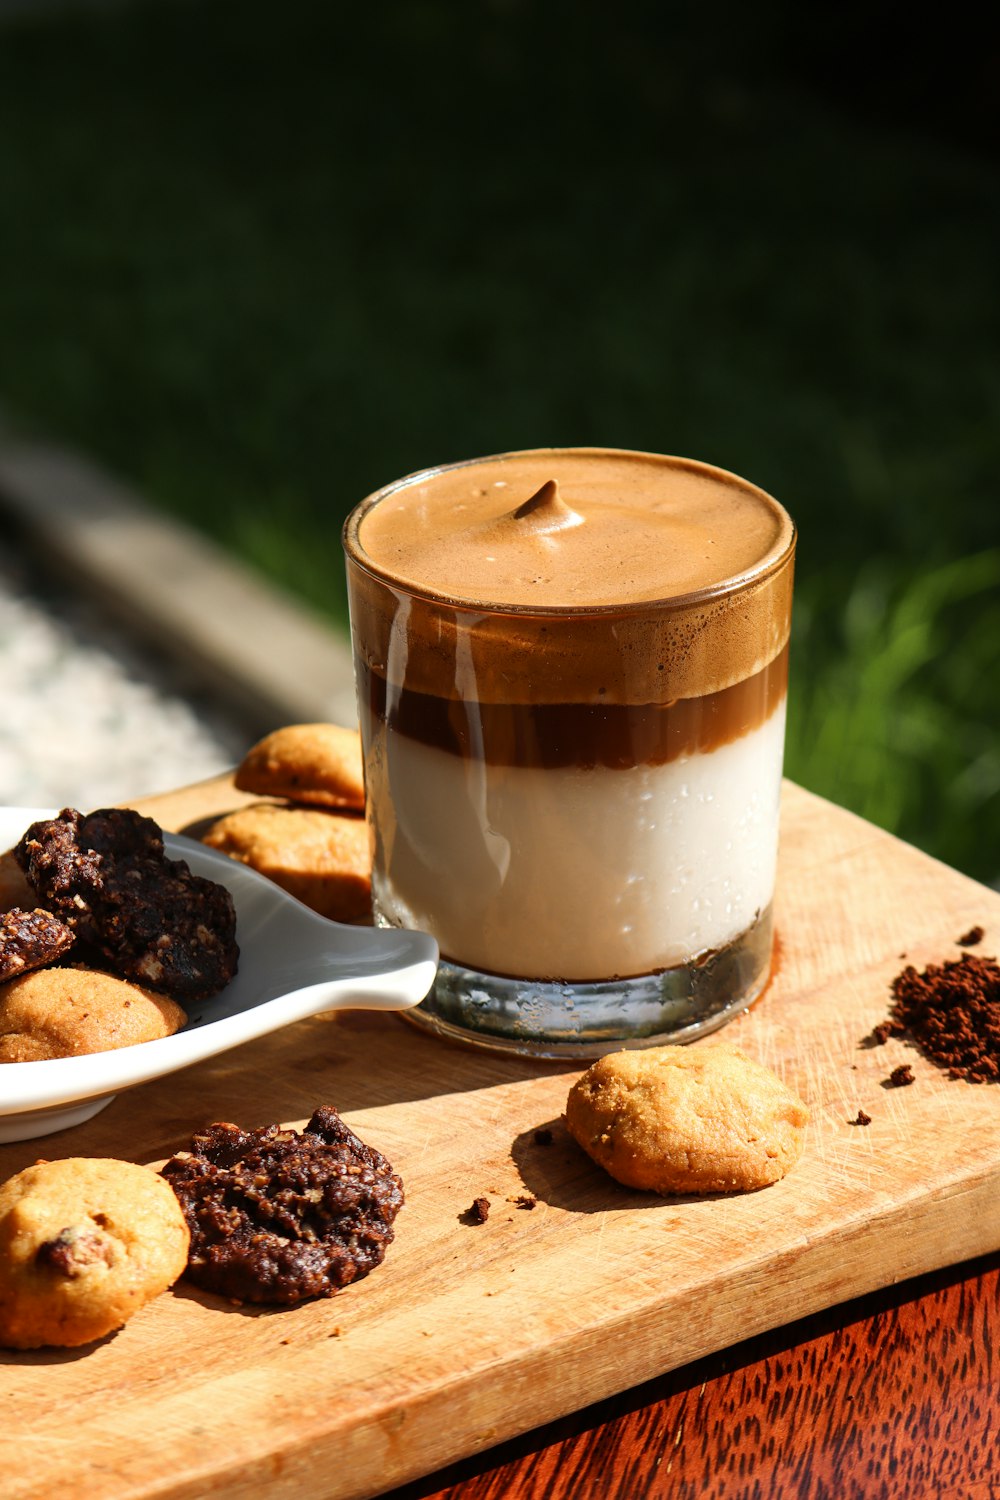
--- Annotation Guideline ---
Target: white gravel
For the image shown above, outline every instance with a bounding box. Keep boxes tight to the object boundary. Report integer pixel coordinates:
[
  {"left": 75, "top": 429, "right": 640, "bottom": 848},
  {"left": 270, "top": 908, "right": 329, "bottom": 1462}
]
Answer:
[{"left": 0, "top": 540, "right": 249, "bottom": 809}]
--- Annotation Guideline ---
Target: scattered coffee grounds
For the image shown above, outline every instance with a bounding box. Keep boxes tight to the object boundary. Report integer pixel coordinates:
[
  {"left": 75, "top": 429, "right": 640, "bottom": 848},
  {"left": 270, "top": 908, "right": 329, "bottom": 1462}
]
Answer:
[
  {"left": 958, "top": 926, "right": 985, "bottom": 948},
  {"left": 533, "top": 1128, "right": 554, "bottom": 1147},
  {"left": 887, "top": 1064, "right": 914, "bottom": 1088},
  {"left": 853, "top": 1109, "right": 872, "bottom": 1126},
  {"left": 871, "top": 1021, "right": 893, "bottom": 1046},
  {"left": 465, "top": 1197, "right": 491, "bottom": 1225},
  {"left": 882, "top": 952, "right": 1000, "bottom": 1083}
]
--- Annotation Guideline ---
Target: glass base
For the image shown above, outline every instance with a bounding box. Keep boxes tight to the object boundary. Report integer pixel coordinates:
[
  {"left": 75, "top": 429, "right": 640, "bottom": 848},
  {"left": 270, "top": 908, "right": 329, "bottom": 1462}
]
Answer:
[{"left": 400, "top": 907, "right": 774, "bottom": 1059}]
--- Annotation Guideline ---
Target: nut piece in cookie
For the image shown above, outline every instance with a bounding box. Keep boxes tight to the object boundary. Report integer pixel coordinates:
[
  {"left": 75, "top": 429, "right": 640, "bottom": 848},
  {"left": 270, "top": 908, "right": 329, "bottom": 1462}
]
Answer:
[
  {"left": 202, "top": 804, "right": 371, "bottom": 922},
  {"left": 0, "top": 908, "right": 76, "bottom": 983},
  {"left": 235, "top": 723, "right": 365, "bottom": 811},
  {"left": 0, "top": 1158, "right": 190, "bottom": 1348},
  {"left": 0, "top": 968, "right": 186, "bottom": 1062},
  {"left": 565, "top": 1042, "right": 809, "bottom": 1194},
  {"left": 16, "top": 807, "right": 238, "bottom": 1001},
  {"left": 161, "top": 1106, "right": 404, "bottom": 1304}
]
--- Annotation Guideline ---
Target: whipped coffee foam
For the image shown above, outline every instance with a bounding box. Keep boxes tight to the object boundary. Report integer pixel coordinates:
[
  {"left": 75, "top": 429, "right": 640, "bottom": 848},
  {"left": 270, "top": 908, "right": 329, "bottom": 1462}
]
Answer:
[
  {"left": 346, "top": 449, "right": 794, "bottom": 704},
  {"left": 355, "top": 449, "right": 790, "bottom": 608}
]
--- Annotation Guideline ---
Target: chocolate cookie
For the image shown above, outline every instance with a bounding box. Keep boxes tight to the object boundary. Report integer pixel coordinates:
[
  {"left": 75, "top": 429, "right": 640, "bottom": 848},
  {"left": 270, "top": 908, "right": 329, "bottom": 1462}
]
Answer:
[
  {"left": 0, "top": 1157, "right": 190, "bottom": 1349},
  {"left": 565, "top": 1042, "right": 809, "bottom": 1194},
  {"left": 234, "top": 723, "right": 365, "bottom": 810},
  {"left": 201, "top": 804, "right": 371, "bottom": 922},
  {"left": 0, "top": 908, "right": 76, "bottom": 983},
  {"left": 16, "top": 807, "right": 238, "bottom": 1001},
  {"left": 162, "top": 1106, "right": 403, "bottom": 1304},
  {"left": 0, "top": 967, "right": 186, "bottom": 1062}
]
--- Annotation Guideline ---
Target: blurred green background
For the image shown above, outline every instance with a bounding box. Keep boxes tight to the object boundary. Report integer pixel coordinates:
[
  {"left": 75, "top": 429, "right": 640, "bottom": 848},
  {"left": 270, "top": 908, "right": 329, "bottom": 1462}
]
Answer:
[{"left": 0, "top": 0, "right": 997, "bottom": 884}]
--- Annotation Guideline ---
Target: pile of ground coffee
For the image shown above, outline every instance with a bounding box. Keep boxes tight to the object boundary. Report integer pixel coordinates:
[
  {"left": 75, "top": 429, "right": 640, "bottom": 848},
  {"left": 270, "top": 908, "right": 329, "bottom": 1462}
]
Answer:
[{"left": 877, "top": 950, "right": 1000, "bottom": 1082}]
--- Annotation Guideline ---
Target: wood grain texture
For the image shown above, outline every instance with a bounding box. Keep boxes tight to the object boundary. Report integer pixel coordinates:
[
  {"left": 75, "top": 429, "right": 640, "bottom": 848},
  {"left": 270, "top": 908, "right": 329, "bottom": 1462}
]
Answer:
[
  {"left": 2, "top": 777, "right": 999, "bottom": 1500},
  {"left": 390, "top": 1252, "right": 1000, "bottom": 1499}
]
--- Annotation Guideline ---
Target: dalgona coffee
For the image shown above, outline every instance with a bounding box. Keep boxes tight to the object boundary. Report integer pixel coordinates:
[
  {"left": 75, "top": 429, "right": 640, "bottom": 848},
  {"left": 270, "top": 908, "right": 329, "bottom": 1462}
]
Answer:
[{"left": 343, "top": 448, "right": 795, "bottom": 1056}]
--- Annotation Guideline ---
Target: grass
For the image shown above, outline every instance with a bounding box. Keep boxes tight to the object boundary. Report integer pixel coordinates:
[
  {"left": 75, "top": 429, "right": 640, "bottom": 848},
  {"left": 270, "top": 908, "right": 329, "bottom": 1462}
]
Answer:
[
  {"left": 786, "top": 552, "right": 1000, "bottom": 853},
  {"left": 0, "top": 0, "right": 997, "bottom": 883}
]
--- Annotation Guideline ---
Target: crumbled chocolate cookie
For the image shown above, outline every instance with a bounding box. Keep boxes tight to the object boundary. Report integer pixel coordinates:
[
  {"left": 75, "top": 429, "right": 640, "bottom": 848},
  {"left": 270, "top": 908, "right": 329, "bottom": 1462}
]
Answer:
[
  {"left": 161, "top": 1107, "right": 404, "bottom": 1304},
  {"left": 16, "top": 808, "right": 237, "bottom": 1001},
  {"left": 0, "top": 907, "right": 75, "bottom": 983}
]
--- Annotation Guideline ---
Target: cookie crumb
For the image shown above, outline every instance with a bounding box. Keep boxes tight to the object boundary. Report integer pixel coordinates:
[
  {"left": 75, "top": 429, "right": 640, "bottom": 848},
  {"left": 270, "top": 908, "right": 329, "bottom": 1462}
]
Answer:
[
  {"left": 852, "top": 1109, "right": 872, "bottom": 1126},
  {"left": 870, "top": 1022, "right": 894, "bottom": 1046},
  {"left": 463, "top": 1197, "right": 490, "bottom": 1225},
  {"left": 888, "top": 1064, "right": 914, "bottom": 1088},
  {"left": 958, "top": 925, "right": 984, "bottom": 947},
  {"left": 506, "top": 1194, "right": 537, "bottom": 1210},
  {"left": 533, "top": 1128, "right": 554, "bottom": 1146}
]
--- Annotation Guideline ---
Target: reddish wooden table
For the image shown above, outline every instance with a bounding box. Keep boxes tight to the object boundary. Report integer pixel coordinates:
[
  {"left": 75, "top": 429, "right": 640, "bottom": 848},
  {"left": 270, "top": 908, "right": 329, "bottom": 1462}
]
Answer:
[{"left": 388, "top": 1251, "right": 1000, "bottom": 1499}]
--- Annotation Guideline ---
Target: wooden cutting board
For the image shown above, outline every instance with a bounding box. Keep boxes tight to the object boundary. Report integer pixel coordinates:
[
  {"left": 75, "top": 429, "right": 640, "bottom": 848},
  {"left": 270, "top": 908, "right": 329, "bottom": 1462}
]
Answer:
[{"left": 3, "top": 778, "right": 1000, "bottom": 1500}]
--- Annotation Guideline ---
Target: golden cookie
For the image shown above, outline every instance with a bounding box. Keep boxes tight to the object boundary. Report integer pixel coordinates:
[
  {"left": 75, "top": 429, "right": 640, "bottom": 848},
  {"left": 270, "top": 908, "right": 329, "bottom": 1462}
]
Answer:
[
  {"left": 0, "top": 1157, "right": 190, "bottom": 1348},
  {"left": 565, "top": 1042, "right": 809, "bottom": 1194},
  {"left": 0, "top": 852, "right": 34, "bottom": 913},
  {"left": 234, "top": 723, "right": 365, "bottom": 810},
  {"left": 0, "top": 968, "right": 186, "bottom": 1063},
  {"left": 202, "top": 804, "right": 371, "bottom": 922}
]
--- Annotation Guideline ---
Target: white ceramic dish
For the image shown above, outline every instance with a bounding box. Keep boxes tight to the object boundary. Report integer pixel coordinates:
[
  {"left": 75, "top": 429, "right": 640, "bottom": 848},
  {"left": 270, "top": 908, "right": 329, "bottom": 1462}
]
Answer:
[{"left": 0, "top": 807, "right": 438, "bottom": 1142}]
